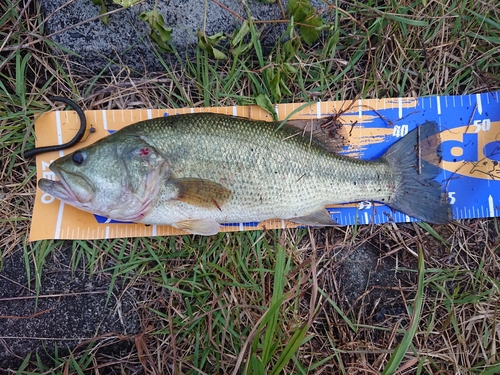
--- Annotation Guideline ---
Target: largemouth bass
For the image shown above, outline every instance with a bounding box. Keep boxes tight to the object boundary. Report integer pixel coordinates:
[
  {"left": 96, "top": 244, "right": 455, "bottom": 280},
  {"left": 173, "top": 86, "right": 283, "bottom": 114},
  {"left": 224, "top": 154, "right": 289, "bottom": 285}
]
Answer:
[{"left": 38, "top": 113, "right": 451, "bottom": 235}]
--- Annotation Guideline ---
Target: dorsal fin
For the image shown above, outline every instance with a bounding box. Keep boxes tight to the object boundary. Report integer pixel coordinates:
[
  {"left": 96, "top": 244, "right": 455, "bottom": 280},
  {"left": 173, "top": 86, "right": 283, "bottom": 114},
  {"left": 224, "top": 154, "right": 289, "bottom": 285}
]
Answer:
[{"left": 282, "top": 117, "right": 350, "bottom": 153}]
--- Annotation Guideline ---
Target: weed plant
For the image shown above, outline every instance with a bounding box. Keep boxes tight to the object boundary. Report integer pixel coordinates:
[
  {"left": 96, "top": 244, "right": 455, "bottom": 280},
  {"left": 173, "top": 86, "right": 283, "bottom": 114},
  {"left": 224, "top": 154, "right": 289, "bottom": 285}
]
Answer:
[{"left": 1, "top": 0, "right": 499, "bottom": 373}]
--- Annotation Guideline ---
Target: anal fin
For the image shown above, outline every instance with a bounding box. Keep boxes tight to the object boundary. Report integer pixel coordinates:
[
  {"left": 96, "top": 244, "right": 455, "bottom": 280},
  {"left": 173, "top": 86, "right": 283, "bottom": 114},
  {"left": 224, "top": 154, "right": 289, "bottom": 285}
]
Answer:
[
  {"left": 175, "top": 218, "right": 221, "bottom": 235},
  {"left": 290, "top": 209, "right": 338, "bottom": 226}
]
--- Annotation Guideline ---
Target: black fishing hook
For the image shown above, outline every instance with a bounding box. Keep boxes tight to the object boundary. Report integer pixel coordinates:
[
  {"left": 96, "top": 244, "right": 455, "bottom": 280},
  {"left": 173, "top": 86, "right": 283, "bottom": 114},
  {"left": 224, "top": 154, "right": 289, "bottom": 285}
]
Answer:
[{"left": 23, "top": 96, "right": 87, "bottom": 159}]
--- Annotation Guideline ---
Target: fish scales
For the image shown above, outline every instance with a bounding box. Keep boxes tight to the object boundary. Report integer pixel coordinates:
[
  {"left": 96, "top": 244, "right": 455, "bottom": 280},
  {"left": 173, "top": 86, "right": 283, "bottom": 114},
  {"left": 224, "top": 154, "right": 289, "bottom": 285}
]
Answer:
[
  {"left": 127, "top": 114, "right": 395, "bottom": 224},
  {"left": 38, "top": 113, "right": 452, "bottom": 235}
]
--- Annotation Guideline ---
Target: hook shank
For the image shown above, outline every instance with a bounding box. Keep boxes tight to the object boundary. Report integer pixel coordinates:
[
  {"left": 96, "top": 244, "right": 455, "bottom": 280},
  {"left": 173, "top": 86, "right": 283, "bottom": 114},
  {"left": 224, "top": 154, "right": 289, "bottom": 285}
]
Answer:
[{"left": 23, "top": 96, "right": 87, "bottom": 159}]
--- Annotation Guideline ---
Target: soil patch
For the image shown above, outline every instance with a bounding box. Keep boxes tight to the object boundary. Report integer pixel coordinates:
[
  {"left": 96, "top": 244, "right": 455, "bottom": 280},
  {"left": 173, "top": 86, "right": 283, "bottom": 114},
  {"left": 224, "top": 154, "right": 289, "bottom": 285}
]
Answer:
[{"left": 0, "top": 243, "right": 140, "bottom": 370}]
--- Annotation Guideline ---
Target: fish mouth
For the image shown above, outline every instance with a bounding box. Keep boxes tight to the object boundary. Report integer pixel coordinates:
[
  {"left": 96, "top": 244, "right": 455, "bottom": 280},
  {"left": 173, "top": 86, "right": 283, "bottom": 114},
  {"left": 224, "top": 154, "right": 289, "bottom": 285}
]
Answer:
[
  {"left": 38, "top": 178, "right": 78, "bottom": 202},
  {"left": 38, "top": 166, "right": 93, "bottom": 204}
]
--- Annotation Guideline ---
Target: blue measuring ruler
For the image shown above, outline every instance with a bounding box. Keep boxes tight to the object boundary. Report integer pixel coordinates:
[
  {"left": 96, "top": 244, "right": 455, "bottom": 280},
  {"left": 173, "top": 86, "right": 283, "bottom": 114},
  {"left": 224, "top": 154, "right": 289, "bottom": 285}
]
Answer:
[{"left": 323, "top": 91, "right": 500, "bottom": 225}]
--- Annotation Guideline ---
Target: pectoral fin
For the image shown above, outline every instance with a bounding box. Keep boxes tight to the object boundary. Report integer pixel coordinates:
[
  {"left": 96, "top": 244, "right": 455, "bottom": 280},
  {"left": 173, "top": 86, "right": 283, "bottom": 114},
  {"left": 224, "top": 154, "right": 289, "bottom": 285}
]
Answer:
[
  {"left": 170, "top": 178, "right": 232, "bottom": 210},
  {"left": 291, "top": 209, "right": 338, "bottom": 226},
  {"left": 175, "top": 218, "right": 221, "bottom": 235}
]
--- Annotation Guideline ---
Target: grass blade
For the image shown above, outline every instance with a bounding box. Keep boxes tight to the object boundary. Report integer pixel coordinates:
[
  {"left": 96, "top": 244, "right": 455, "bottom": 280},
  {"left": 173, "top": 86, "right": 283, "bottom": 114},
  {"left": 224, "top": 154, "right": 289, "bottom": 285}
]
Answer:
[{"left": 381, "top": 247, "right": 426, "bottom": 374}]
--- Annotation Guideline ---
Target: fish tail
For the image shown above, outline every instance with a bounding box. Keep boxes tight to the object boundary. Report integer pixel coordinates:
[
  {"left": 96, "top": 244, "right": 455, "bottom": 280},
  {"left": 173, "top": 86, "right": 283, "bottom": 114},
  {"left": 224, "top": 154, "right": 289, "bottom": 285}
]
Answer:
[{"left": 383, "top": 121, "right": 452, "bottom": 224}]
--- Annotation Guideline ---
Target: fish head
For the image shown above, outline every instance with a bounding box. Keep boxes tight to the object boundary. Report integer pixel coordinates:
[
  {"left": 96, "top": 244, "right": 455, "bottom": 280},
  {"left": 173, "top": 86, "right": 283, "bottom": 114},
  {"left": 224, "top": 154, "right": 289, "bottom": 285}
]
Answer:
[{"left": 38, "top": 136, "right": 169, "bottom": 222}]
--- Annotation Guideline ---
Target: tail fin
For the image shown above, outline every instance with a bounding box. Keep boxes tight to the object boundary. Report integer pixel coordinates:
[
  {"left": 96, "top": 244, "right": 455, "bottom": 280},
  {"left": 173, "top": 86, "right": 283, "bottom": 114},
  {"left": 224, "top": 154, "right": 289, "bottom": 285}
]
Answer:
[{"left": 383, "top": 121, "right": 452, "bottom": 224}]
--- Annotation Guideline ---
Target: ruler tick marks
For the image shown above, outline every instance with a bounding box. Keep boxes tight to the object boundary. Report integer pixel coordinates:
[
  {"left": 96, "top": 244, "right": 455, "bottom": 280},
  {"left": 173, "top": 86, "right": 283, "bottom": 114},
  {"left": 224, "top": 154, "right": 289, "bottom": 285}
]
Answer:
[
  {"left": 55, "top": 111, "right": 65, "bottom": 158},
  {"left": 476, "top": 93, "right": 483, "bottom": 115},
  {"left": 102, "top": 110, "right": 108, "bottom": 130},
  {"left": 55, "top": 201, "right": 65, "bottom": 239}
]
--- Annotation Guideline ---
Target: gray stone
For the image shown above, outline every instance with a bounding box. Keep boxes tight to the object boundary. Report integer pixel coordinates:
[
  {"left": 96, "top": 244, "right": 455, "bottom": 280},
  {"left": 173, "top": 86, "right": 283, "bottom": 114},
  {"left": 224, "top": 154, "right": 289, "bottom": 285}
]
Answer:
[{"left": 40, "top": 0, "right": 330, "bottom": 75}]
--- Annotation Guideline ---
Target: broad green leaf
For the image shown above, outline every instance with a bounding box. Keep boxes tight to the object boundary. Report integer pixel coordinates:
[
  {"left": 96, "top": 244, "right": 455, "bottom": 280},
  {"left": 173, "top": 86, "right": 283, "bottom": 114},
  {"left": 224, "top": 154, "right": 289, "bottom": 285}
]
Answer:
[
  {"left": 205, "top": 31, "right": 226, "bottom": 43},
  {"left": 283, "top": 39, "right": 299, "bottom": 61},
  {"left": 279, "top": 79, "right": 293, "bottom": 96},
  {"left": 283, "top": 62, "right": 298, "bottom": 74},
  {"left": 150, "top": 30, "right": 173, "bottom": 53},
  {"left": 211, "top": 47, "right": 228, "bottom": 60},
  {"left": 197, "top": 31, "right": 228, "bottom": 59},
  {"left": 139, "top": 10, "right": 173, "bottom": 52},
  {"left": 288, "top": 0, "right": 313, "bottom": 22},
  {"left": 231, "top": 42, "right": 252, "bottom": 57},
  {"left": 270, "top": 70, "right": 282, "bottom": 101},
  {"left": 299, "top": 15, "right": 323, "bottom": 45},
  {"left": 112, "top": 0, "right": 141, "bottom": 7},
  {"left": 232, "top": 20, "right": 250, "bottom": 47},
  {"left": 255, "top": 94, "right": 277, "bottom": 120}
]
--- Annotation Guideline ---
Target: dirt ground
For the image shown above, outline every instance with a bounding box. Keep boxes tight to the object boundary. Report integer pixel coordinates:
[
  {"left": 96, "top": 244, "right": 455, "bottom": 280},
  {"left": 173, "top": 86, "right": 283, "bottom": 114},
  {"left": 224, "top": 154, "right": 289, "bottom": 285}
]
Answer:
[
  {"left": 0, "top": 242, "right": 140, "bottom": 369},
  {"left": 0, "top": 231, "right": 414, "bottom": 370}
]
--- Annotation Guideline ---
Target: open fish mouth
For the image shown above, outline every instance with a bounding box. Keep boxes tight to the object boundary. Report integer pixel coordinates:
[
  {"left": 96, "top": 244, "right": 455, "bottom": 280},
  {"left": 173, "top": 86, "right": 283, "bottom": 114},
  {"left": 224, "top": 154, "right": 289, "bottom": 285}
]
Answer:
[
  {"left": 38, "top": 167, "right": 93, "bottom": 204},
  {"left": 38, "top": 178, "right": 78, "bottom": 202}
]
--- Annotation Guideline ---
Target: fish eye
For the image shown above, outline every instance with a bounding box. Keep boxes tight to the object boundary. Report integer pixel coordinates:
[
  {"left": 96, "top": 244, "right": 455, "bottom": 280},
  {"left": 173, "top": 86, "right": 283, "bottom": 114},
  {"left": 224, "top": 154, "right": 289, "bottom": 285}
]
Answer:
[{"left": 72, "top": 151, "right": 86, "bottom": 165}]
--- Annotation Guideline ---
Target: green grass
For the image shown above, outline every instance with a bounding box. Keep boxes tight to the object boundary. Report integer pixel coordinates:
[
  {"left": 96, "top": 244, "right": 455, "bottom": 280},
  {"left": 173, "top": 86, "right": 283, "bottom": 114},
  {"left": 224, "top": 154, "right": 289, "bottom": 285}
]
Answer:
[{"left": 1, "top": 0, "right": 500, "bottom": 373}]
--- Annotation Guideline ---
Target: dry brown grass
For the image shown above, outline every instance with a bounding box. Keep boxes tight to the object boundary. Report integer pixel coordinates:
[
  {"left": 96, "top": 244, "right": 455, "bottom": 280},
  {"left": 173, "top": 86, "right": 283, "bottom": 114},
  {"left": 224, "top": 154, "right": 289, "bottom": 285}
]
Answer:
[{"left": 1, "top": 0, "right": 500, "bottom": 373}]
